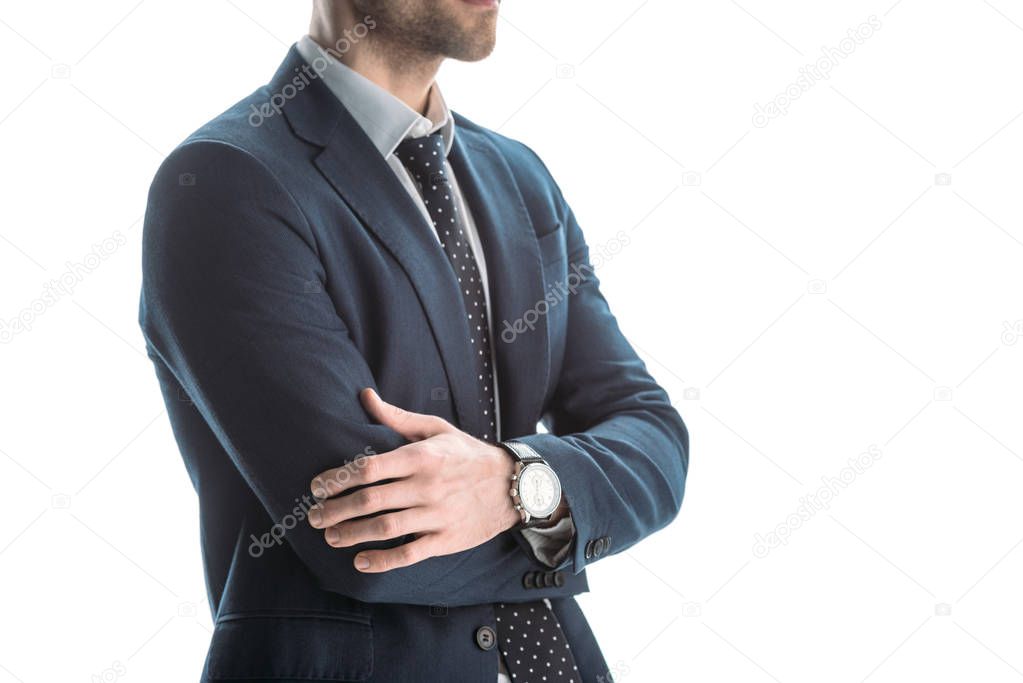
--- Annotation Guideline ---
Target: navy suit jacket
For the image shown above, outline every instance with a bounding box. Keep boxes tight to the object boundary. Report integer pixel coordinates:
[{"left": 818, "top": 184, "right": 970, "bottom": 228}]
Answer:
[{"left": 140, "top": 46, "right": 689, "bottom": 683}]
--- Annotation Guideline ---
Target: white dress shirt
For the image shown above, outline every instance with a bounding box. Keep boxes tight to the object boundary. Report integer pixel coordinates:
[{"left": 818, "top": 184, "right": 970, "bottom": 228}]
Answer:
[{"left": 296, "top": 36, "right": 574, "bottom": 683}]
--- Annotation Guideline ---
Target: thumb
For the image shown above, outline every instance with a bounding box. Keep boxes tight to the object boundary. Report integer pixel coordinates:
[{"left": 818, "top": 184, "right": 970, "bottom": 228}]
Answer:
[{"left": 360, "top": 388, "right": 452, "bottom": 441}]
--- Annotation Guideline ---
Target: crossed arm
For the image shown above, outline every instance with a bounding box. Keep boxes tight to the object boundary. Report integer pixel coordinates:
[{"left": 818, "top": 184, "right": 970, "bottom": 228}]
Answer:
[
  {"left": 140, "top": 140, "right": 687, "bottom": 604},
  {"left": 306, "top": 387, "right": 568, "bottom": 573}
]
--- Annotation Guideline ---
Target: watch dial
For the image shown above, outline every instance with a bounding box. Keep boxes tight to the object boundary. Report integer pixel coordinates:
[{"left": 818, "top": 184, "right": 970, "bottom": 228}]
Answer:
[{"left": 519, "top": 465, "right": 560, "bottom": 517}]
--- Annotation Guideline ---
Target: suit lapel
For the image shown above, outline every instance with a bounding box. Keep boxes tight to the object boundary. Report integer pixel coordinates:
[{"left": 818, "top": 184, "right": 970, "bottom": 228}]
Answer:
[
  {"left": 274, "top": 45, "right": 549, "bottom": 439},
  {"left": 276, "top": 48, "right": 483, "bottom": 435},
  {"left": 449, "top": 129, "right": 550, "bottom": 439}
]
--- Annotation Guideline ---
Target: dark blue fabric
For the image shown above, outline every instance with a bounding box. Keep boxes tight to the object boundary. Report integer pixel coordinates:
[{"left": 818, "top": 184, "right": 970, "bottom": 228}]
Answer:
[{"left": 139, "top": 46, "right": 689, "bottom": 683}]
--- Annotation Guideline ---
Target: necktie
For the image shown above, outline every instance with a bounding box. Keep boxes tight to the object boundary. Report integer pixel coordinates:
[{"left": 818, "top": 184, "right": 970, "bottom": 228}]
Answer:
[
  {"left": 395, "top": 132, "right": 582, "bottom": 683},
  {"left": 395, "top": 133, "right": 496, "bottom": 441},
  {"left": 494, "top": 601, "right": 581, "bottom": 682}
]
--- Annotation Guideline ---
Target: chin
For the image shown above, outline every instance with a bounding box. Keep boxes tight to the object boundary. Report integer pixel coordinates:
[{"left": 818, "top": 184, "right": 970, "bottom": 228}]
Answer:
[
  {"left": 452, "top": 41, "right": 497, "bottom": 62},
  {"left": 449, "top": 19, "right": 498, "bottom": 60}
]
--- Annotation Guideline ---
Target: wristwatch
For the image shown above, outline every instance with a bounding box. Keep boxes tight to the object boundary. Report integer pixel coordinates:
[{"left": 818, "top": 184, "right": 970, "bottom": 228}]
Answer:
[{"left": 499, "top": 440, "right": 563, "bottom": 529}]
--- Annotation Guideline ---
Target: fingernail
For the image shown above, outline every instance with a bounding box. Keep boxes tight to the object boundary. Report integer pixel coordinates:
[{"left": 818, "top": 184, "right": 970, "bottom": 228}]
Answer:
[
  {"left": 355, "top": 555, "right": 370, "bottom": 570},
  {"left": 308, "top": 510, "right": 322, "bottom": 527},
  {"left": 326, "top": 528, "right": 340, "bottom": 544}
]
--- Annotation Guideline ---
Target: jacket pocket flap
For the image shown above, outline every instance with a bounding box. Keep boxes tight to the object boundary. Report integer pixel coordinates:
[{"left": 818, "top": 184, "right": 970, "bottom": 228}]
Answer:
[
  {"left": 205, "top": 613, "right": 373, "bottom": 681},
  {"left": 536, "top": 222, "right": 566, "bottom": 266}
]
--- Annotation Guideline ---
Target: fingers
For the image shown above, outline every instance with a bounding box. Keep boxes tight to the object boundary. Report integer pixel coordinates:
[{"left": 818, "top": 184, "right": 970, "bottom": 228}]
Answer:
[
  {"left": 310, "top": 446, "right": 417, "bottom": 499},
  {"left": 323, "top": 507, "right": 430, "bottom": 549},
  {"left": 361, "top": 387, "right": 452, "bottom": 441},
  {"left": 352, "top": 533, "right": 446, "bottom": 573},
  {"left": 309, "top": 480, "right": 423, "bottom": 529},
  {"left": 310, "top": 389, "right": 455, "bottom": 498}
]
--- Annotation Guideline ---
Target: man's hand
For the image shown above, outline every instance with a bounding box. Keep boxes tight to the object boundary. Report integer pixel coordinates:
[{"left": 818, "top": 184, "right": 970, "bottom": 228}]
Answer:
[{"left": 308, "top": 388, "right": 521, "bottom": 573}]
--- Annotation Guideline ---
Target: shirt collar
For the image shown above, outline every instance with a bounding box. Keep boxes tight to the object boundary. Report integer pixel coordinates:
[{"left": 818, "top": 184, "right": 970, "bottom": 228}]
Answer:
[{"left": 296, "top": 35, "right": 454, "bottom": 159}]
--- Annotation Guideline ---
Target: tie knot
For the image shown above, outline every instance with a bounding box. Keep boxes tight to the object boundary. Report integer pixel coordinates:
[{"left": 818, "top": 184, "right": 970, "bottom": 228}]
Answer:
[{"left": 395, "top": 133, "right": 448, "bottom": 186}]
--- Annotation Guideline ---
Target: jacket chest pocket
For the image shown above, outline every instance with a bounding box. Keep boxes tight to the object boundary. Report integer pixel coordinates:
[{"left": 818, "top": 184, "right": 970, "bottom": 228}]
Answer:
[
  {"left": 536, "top": 222, "right": 566, "bottom": 268},
  {"left": 205, "top": 612, "right": 373, "bottom": 681}
]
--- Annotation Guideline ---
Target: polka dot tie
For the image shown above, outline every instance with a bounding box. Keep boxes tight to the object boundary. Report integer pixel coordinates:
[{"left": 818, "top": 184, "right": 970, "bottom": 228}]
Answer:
[
  {"left": 494, "top": 601, "right": 581, "bottom": 683},
  {"left": 395, "top": 133, "right": 497, "bottom": 442},
  {"left": 396, "top": 135, "right": 581, "bottom": 682}
]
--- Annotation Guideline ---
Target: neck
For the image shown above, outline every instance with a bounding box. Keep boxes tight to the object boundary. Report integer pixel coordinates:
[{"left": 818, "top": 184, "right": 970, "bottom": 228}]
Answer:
[{"left": 309, "top": 21, "right": 442, "bottom": 115}]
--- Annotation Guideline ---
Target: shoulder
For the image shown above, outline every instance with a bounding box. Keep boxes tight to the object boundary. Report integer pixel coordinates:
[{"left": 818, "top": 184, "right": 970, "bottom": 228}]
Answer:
[
  {"left": 143, "top": 87, "right": 316, "bottom": 264},
  {"left": 150, "top": 84, "right": 311, "bottom": 204}
]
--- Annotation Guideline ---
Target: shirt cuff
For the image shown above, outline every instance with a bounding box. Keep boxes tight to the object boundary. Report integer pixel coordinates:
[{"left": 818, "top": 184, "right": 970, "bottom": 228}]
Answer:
[{"left": 519, "top": 514, "right": 575, "bottom": 568}]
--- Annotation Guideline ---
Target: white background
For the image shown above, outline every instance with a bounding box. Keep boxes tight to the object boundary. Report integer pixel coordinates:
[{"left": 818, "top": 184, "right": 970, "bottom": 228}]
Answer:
[{"left": 2, "top": 1, "right": 1022, "bottom": 681}]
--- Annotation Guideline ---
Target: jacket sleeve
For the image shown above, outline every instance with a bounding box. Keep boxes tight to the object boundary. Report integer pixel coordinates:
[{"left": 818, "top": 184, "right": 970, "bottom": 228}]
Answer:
[
  {"left": 513, "top": 164, "right": 690, "bottom": 575},
  {"left": 139, "top": 139, "right": 587, "bottom": 606}
]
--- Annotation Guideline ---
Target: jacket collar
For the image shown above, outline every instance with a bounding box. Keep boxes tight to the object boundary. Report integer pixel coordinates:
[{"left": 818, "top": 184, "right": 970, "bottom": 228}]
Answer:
[
  {"left": 270, "top": 45, "right": 549, "bottom": 439},
  {"left": 294, "top": 35, "right": 454, "bottom": 159}
]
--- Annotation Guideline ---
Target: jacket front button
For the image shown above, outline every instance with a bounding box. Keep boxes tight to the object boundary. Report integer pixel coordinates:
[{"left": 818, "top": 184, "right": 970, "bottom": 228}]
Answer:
[{"left": 475, "top": 625, "right": 497, "bottom": 651}]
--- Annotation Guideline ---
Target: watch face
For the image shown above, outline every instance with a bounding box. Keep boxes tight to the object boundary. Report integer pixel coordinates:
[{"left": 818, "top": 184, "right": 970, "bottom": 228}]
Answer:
[{"left": 517, "top": 463, "right": 562, "bottom": 518}]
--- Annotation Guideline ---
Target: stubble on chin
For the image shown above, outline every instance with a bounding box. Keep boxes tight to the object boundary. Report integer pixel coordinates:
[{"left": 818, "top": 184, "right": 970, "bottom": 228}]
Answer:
[{"left": 355, "top": 0, "right": 498, "bottom": 63}]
